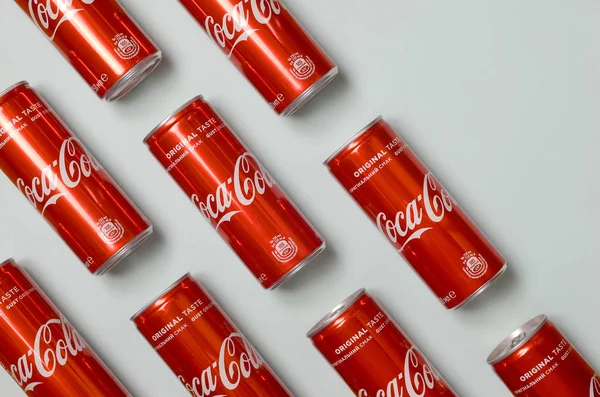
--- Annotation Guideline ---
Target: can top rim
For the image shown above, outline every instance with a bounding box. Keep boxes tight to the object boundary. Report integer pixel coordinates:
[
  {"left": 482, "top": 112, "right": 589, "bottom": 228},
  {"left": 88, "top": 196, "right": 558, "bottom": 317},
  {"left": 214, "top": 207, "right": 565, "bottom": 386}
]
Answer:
[
  {"left": 130, "top": 272, "right": 192, "bottom": 321},
  {"left": 0, "top": 258, "right": 15, "bottom": 270},
  {"left": 0, "top": 81, "right": 28, "bottom": 102},
  {"left": 143, "top": 95, "right": 204, "bottom": 144},
  {"left": 306, "top": 288, "right": 366, "bottom": 338},
  {"left": 486, "top": 314, "right": 548, "bottom": 365},
  {"left": 323, "top": 116, "right": 383, "bottom": 165}
]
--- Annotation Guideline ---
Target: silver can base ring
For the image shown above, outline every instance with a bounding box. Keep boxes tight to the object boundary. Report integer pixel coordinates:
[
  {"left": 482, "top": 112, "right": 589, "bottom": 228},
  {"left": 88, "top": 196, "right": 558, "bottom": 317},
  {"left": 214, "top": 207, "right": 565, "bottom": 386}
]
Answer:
[
  {"left": 280, "top": 66, "right": 339, "bottom": 117},
  {"left": 450, "top": 262, "right": 508, "bottom": 311},
  {"left": 268, "top": 242, "right": 326, "bottom": 290},
  {"left": 103, "top": 51, "right": 163, "bottom": 102},
  {"left": 94, "top": 226, "right": 154, "bottom": 275}
]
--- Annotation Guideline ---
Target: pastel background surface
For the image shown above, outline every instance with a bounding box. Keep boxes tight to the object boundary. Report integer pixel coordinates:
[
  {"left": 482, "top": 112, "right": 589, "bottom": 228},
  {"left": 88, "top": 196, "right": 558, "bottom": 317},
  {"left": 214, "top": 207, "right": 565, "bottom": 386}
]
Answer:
[{"left": 0, "top": 0, "right": 599, "bottom": 395}]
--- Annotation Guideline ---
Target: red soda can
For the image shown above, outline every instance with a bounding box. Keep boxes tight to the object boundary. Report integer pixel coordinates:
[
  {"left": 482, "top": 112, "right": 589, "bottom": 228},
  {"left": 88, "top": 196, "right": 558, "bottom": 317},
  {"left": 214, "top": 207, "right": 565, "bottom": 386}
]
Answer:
[
  {"left": 13, "top": 0, "right": 162, "bottom": 101},
  {"left": 144, "top": 96, "right": 325, "bottom": 289},
  {"left": 487, "top": 315, "right": 600, "bottom": 397},
  {"left": 307, "top": 288, "right": 457, "bottom": 396},
  {"left": 0, "top": 82, "right": 152, "bottom": 275},
  {"left": 0, "top": 258, "right": 130, "bottom": 396},
  {"left": 178, "top": 0, "right": 337, "bottom": 116},
  {"left": 131, "top": 273, "right": 293, "bottom": 397},
  {"left": 325, "top": 117, "right": 506, "bottom": 309}
]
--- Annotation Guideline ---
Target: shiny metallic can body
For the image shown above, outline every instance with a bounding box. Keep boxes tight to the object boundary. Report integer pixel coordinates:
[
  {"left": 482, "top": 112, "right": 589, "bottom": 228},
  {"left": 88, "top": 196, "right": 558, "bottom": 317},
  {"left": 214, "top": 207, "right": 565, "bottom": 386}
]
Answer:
[
  {"left": 307, "top": 289, "right": 457, "bottom": 396},
  {"left": 0, "top": 82, "right": 152, "bottom": 274},
  {"left": 178, "top": 0, "right": 337, "bottom": 115},
  {"left": 488, "top": 315, "right": 600, "bottom": 397},
  {"left": 131, "top": 274, "right": 293, "bottom": 397},
  {"left": 325, "top": 117, "right": 506, "bottom": 309},
  {"left": 144, "top": 96, "right": 324, "bottom": 289},
  {"left": 0, "top": 258, "right": 130, "bottom": 396},
  {"left": 14, "top": 0, "right": 162, "bottom": 101}
]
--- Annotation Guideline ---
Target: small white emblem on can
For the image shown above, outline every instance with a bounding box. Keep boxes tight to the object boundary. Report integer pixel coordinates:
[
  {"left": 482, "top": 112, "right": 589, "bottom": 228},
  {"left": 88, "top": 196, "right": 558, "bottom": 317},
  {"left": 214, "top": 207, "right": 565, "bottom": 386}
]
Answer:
[
  {"left": 461, "top": 251, "right": 488, "bottom": 279},
  {"left": 113, "top": 34, "right": 140, "bottom": 60},
  {"left": 271, "top": 235, "right": 298, "bottom": 263},
  {"left": 97, "top": 217, "right": 125, "bottom": 244},
  {"left": 288, "top": 53, "right": 316, "bottom": 80}
]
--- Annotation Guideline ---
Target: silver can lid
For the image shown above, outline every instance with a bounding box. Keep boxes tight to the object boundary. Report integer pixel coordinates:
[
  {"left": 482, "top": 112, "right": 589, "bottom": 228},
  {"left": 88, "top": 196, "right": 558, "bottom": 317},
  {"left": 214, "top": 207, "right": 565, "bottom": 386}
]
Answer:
[
  {"left": 143, "top": 95, "right": 204, "bottom": 143},
  {"left": 130, "top": 273, "right": 192, "bottom": 321},
  {"left": 0, "top": 81, "right": 28, "bottom": 101},
  {"left": 306, "top": 288, "right": 366, "bottom": 338},
  {"left": 323, "top": 116, "right": 383, "bottom": 165},
  {"left": 487, "top": 314, "right": 548, "bottom": 365}
]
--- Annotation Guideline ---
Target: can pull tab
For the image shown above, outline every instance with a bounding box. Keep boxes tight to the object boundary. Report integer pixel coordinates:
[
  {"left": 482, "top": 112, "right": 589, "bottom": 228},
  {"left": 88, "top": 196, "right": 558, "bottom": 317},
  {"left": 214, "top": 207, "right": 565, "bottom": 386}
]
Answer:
[{"left": 510, "top": 332, "right": 527, "bottom": 349}]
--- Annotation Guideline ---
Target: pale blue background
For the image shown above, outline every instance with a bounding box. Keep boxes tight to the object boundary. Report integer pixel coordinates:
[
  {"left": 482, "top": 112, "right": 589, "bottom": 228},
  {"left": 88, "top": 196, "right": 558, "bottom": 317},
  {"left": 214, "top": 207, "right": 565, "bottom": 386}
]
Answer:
[{"left": 0, "top": 1, "right": 599, "bottom": 395}]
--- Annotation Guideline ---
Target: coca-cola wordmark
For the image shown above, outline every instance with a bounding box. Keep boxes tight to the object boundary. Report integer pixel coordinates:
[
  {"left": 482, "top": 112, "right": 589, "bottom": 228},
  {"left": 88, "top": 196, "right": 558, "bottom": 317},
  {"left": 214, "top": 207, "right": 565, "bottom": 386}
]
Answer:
[
  {"left": 9, "top": 314, "right": 87, "bottom": 392},
  {"left": 178, "top": 332, "right": 265, "bottom": 396},
  {"left": 376, "top": 173, "right": 453, "bottom": 252},
  {"left": 28, "top": 0, "right": 96, "bottom": 40},
  {"left": 191, "top": 152, "right": 276, "bottom": 229},
  {"left": 205, "top": 0, "right": 282, "bottom": 58},
  {"left": 17, "top": 138, "right": 102, "bottom": 216},
  {"left": 358, "top": 348, "right": 443, "bottom": 397}
]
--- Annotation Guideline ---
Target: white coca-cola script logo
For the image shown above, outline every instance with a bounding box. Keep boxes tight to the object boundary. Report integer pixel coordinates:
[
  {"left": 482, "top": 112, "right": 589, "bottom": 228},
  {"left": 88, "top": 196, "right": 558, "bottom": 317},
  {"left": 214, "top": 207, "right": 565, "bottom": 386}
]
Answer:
[
  {"left": 591, "top": 375, "right": 600, "bottom": 397},
  {"left": 9, "top": 314, "right": 87, "bottom": 393},
  {"left": 16, "top": 137, "right": 103, "bottom": 216},
  {"left": 376, "top": 173, "right": 454, "bottom": 252},
  {"left": 178, "top": 332, "right": 265, "bottom": 397},
  {"left": 205, "top": 0, "right": 282, "bottom": 58},
  {"left": 191, "top": 152, "right": 276, "bottom": 230},
  {"left": 358, "top": 347, "right": 445, "bottom": 397},
  {"left": 28, "top": 0, "right": 95, "bottom": 41}
]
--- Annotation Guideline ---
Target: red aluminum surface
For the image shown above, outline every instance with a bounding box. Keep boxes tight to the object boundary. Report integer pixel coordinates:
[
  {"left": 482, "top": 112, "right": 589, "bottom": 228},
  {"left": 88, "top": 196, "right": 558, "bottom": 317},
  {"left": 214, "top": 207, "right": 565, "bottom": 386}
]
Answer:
[
  {"left": 0, "top": 82, "right": 152, "bottom": 274},
  {"left": 325, "top": 117, "right": 506, "bottom": 309},
  {"left": 13, "top": 0, "right": 161, "bottom": 101},
  {"left": 178, "top": 0, "right": 337, "bottom": 115},
  {"left": 132, "top": 274, "right": 292, "bottom": 396},
  {"left": 0, "top": 258, "right": 130, "bottom": 396},
  {"left": 308, "top": 289, "right": 457, "bottom": 396},
  {"left": 489, "top": 315, "right": 600, "bottom": 397},
  {"left": 145, "top": 96, "right": 324, "bottom": 289}
]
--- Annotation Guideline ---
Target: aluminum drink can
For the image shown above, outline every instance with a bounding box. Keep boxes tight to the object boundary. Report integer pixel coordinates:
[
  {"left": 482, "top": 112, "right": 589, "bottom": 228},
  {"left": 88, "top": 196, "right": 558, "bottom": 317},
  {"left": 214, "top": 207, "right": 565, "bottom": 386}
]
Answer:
[
  {"left": 307, "top": 288, "right": 457, "bottom": 396},
  {"left": 131, "top": 273, "right": 293, "bottom": 397},
  {"left": 0, "top": 258, "right": 130, "bottom": 396},
  {"left": 13, "top": 0, "right": 162, "bottom": 101},
  {"left": 324, "top": 117, "right": 506, "bottom": 309},
  {"left": 487, "top": 315, "right": 600, "bottom": 397},
  {"left": 144, "top": 96, "right": 325, "bottom": 289},
  {"left": 178, "top": 0, "right": 338, "bottom": 116},
  {"left": 0, "top": 82, "right": 152, "bottom": 275}
]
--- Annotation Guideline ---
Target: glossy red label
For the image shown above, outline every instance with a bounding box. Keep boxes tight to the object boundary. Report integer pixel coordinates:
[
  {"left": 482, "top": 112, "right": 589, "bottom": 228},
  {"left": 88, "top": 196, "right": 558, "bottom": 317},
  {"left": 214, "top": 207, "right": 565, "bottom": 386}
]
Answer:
[
  {"left": 133, "top": 275, "right": 292, "bottom": 396},
  {"left": 326, "top": 119, "right": 506, "bottom": 309},
  {"left": 311, "top": 291, "right": 456, "bottom": 396},
  {"left": 493, "top": 321, "right": 600, "bottom": 396}
]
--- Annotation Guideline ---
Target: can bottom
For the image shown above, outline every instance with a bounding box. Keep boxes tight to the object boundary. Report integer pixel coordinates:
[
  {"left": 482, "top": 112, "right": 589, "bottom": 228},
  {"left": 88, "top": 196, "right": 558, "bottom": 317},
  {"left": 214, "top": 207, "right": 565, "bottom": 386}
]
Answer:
[
  {"left": 280, "top": 66, "right": 339, "bottom": 117},
  {"left": 268, "top": 242, "right": 326, "bottom": 290},
  {"left": 93, "top": 226, "right": 154, "bottom": 275},
  {"left": 103, "top": 51, "right": 163, "bottom": 102},
  {"left": 450, "top": 262, "right": 508, "bottom": 311}
]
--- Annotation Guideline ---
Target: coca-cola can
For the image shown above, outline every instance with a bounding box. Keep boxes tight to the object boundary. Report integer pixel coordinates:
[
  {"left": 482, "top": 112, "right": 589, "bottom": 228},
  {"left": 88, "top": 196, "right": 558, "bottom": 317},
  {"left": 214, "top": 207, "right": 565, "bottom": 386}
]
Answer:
[
  {"left": 0, "top": 82, "right": 152, "bottom": 275},
  {"left": 487, "top": 315, "right": 600, "bottom": 396},
  {"left": 307, "top": 288, "right": 457, "bottom": 396},
  {"left": 325, "top": 117, "right": 506, "bottom": 309},
  {"left": 131, "top": 273, "right": 293, "bottom": 396},
  {"left": 0, "top": 258, "right": 130, "bottom": 396},
  {"left": 13, "top": 0, "right": 162, "bottom": 101},
  {"left": 144, "top": 96, "right": 325, "bottom": 289},
  {"left": 178, "top": 0, "right": 337, "bottom": 116}
]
